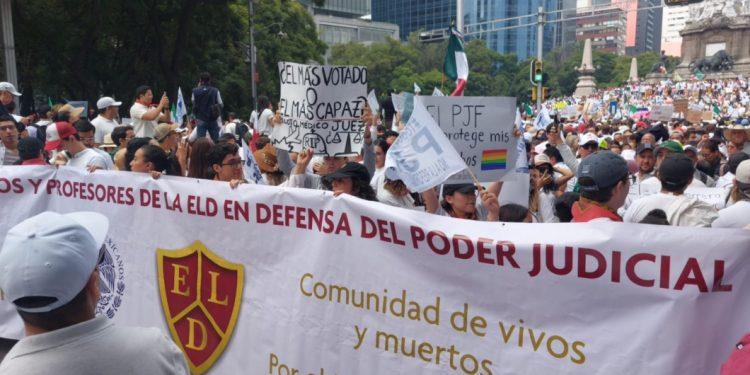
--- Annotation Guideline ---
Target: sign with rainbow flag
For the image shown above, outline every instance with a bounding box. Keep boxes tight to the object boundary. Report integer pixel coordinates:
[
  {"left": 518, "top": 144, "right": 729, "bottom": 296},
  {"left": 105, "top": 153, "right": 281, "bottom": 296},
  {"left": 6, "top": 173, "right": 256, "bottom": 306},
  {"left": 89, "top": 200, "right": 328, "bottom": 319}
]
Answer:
[
  {"left": 481, "top": 149, "right": 508, "bottom": 171},
  {"left": 421, "top": 96, "right": 518, "bottom": 183}
]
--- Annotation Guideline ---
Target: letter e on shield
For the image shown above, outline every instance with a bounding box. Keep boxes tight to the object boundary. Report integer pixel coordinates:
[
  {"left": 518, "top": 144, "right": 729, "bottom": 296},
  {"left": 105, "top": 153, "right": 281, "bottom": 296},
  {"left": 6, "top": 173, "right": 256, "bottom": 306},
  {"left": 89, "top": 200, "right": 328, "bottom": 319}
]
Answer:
[{"left": 157, "top": 241, "right": 244, "bottom": 374}]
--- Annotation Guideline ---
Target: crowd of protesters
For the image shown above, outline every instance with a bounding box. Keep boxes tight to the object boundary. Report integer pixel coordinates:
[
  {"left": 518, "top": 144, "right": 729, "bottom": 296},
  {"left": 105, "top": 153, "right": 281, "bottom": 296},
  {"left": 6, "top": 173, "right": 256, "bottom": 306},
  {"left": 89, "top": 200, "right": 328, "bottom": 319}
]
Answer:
[
  {"left": 1, "top": 72, "right": 750, "bottom": 374},
  {"left": 1, "top": 74, "right": 750, "bottom": 230}
]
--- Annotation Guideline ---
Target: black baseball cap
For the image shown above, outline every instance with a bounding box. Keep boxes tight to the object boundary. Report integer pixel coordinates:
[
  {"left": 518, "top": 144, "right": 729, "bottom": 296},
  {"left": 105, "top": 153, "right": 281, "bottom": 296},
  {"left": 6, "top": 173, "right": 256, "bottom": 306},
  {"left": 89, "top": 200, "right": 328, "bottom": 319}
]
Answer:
[
  {"left": 636, "top": 143, "right": 654, "bottom": 155},
  {"left": 658, "top": 154, "right": 694, "bottom": 188},
  {"left": 577, "top": 151, "right": 629, "bottom": 192},
  {"left": 443, "top": 183, "right": 477, "bottom": 197},
  {"left": 324, "top": 162, "right": 371, "bottom": 184}
]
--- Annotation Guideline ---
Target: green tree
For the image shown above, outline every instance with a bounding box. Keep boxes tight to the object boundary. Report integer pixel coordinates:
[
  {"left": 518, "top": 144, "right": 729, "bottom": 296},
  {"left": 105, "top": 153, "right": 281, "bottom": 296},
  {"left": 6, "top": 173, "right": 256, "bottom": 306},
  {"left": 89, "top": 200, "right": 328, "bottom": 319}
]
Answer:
[{"left": 12, "top": 0, "right": 324, "bottom": 118}]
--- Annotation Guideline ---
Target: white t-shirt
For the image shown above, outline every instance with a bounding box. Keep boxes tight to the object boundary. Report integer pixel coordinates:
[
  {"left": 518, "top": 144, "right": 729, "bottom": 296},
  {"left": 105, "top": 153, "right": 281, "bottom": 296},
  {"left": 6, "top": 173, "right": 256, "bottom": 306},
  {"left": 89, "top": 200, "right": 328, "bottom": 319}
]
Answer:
[
  {"left": 0, "top": 316, "right": 189, "bottom": 375},
  {"left": 712, "top": 200, "right": 750, "bottom": 228},
  {"left": 623, "top": 192, "right": 718, "bottom": 227},
  {"left": 91, "top": 147, "right": 115, "bottom": 170},
  {"left": 257, "top": 108, "right": 274, "bottom": 135},
  {"left": 130, "top": 102, "right": 156, "bottom": 138},
  {"left": 67, "top": 148, "right": 109, "bottom": 170},
  {"left": 370, "top": 167, "right": 385, "bottom": 194},
  {"left": 537, "top": 190, "right": 559, "bottom": 223},
  {"left": 91, "top": 115, "right": 119, "bottom": 144},
  {"left": 716, "top": 172, "right": 735, "bottom": 189}
]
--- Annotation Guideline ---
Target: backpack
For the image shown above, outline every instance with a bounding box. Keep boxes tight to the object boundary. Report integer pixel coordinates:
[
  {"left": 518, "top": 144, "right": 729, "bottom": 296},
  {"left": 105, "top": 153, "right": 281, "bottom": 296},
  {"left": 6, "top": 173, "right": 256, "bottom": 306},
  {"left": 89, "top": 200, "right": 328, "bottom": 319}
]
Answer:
[{"left": 209, "top": 89, "right": 221, "bottom": 120}]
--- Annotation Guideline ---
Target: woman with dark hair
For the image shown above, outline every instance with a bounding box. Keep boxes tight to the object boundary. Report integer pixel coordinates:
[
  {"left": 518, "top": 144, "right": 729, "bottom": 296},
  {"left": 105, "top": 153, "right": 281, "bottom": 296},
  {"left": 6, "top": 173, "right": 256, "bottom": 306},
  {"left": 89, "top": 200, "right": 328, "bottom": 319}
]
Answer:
[
  {"left": 130, "top": 144, "right": 174, "bottom": 177},
  {"left": 498, "top": 204, "right": 532, "bottom": 223},
  {"left": 530, "top": 154, "right": 572, "bottom": 222},
  {"left": 124, "top": 137, "right": 153, "bottom": 172},
  {"left": 422, "top": 182, "right": 501, "bottom": 221},
  {"left": 554, "top": 192, "right": 580, "bottom": 223},
  {"left": 322, "top": 162, "right": 377, "bottom": 201},
  {"left": 377, "top": 178, "right": 415, "bottom": 209},
  {"left": 187, "top": 138, "right": 214, "bottom": 179},
  {"left": 370, "top": 138, "right": 390, "bottom": 194}
]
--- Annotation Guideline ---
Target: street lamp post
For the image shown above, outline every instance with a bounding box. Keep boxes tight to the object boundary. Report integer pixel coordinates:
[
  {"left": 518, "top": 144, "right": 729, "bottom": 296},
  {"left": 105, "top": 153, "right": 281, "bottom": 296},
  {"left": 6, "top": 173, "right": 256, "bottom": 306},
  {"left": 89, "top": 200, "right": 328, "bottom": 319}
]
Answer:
[{"left": 248, "top": 0, "right": 257, "bottom": 112}]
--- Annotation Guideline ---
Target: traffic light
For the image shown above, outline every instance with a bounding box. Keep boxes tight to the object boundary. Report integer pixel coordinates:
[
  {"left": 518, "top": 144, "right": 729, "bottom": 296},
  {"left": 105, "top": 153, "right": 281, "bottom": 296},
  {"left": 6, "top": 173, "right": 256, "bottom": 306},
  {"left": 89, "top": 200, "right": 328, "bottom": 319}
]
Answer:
[
  {"left": 531, "top": 87, "right": 537, "bottom": 101},
  {"left": 534, "top": 61, "right": 543, "bottom": 83},
  {"left": 542, "top": 87, "right": 548, "bottom": 100}
]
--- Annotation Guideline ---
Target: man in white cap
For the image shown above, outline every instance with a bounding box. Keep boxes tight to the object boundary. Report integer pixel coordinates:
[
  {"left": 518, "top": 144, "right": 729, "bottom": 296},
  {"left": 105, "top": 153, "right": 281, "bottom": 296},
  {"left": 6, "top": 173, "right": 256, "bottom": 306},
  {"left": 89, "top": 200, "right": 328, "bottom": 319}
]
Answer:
[
  {"left": 90, "top": 97, "right": 121, "bottom": 145},
  {"left": 0, "top": 211, "right": 189, "bottom": 374},
  {"left": 0, "top": 82, "right": 20, "bottom": 120}
]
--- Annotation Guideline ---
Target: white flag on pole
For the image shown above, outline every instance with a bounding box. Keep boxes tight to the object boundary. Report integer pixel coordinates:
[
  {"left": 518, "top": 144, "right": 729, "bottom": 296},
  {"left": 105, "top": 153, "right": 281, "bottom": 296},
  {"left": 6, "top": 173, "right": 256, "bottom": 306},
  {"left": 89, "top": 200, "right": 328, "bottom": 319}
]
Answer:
[
  {"left": 413, "top": 83, "right": 422, "bottom": 94},
  {"left": 384, "top": 97, "right": 465, "bottom": 192},
  {"left": 515, "top": 108, "right": 523, "bottom": 130},
  {"left": 432, "top": 88, "right": 445, "bottom": 96},
  {"left": 242, "top": 146, "right": 266, "bottom": 185},
  {"left": 367, "top": 90, "right": 380, "bottom": 114},
  {"left": 173, "top": 87, "right": 188, "bottom": 125},
  {"left": 533, "top": 106, "right": 553, "bottom": 129}
]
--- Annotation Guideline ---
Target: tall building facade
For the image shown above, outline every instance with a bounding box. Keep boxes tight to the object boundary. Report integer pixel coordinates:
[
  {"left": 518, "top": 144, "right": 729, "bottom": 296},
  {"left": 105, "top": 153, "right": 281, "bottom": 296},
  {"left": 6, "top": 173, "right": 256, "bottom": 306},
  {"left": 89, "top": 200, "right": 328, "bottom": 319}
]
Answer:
[
  {"left": 301, "top": 0, "right": 370, "bottom": 18},
  {"left": 575, "top": 0, "right": 627, "bottom": 55},
  {"left": 300, "top": 0, "right": 399, "bottom": 62},
  {"left": 661, "top": 4, "right": 691, "bottom": 57},
  {"left": 462, "top": 0, "right": 566, "bottom": 61},
  {"left": 629, "top": 0, "right": 663, "bottom": 55},
  {"left": 371, "top": 0, "right": 455, "bottom": 41}
]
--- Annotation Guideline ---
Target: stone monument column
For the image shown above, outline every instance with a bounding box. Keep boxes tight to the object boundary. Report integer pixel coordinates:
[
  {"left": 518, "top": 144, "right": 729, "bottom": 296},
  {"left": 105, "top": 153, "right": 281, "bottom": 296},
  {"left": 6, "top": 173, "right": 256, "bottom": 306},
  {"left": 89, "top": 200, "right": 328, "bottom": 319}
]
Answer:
[{"left": 574, "top": 39, "right": 596, "bottom": 98}]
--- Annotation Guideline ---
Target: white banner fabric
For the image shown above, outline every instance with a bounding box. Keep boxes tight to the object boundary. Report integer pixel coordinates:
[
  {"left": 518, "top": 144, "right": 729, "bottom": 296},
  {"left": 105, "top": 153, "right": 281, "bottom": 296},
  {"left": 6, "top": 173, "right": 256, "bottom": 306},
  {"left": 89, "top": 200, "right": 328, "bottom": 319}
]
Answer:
[{"left": 0, "top": 167, "right": 749, "bottom": 375}]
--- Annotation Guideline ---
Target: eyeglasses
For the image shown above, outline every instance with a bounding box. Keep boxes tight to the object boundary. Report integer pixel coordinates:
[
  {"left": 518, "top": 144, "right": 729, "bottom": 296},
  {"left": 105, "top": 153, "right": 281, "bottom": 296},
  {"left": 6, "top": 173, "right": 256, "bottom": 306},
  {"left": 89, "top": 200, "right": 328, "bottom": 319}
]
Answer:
[{"left": 221, "top": 159, "right": 243, "bottom": 169}]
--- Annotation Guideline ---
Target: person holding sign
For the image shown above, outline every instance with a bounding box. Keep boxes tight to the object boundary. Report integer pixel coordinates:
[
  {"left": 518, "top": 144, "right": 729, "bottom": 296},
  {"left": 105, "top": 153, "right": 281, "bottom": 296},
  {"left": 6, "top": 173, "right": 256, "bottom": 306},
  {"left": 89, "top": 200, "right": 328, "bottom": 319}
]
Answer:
[
  {"left": 207, "top": 142, "right": 247, "bottom": 189},
  {"left": 422, "top": 183, "right": 500, "bottom": 222},
  {"left": 322, "top": 161, "right": 377, "bottom": 201}
]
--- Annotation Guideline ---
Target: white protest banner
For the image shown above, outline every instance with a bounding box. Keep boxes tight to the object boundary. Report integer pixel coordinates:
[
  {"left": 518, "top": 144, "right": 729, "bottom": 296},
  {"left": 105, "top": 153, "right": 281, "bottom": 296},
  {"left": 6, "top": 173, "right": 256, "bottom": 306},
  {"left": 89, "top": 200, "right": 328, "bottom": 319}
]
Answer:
[
  {"left": 560, "top": 105, "right": 579, "bottom": 119},
  {"left": 421, "top": 96, "right": 518, "bottom": 184},
  {"left": 626, "top": 181, "right": 730, "bottom": 210},
  {"left": 272, "top": 62, "right": 367, "bottom": 156},
  {"left": 384, "top": 98, "right": 466, "bottom": 192},
  {"left": 367, "top": 89, "right": 380, "bottom": 114},
  {"left": 1, "top": 167, "right": 750, "bottom": 374},
  {"left": 651, "top": 104, "right": 674, "bottom": 121}
]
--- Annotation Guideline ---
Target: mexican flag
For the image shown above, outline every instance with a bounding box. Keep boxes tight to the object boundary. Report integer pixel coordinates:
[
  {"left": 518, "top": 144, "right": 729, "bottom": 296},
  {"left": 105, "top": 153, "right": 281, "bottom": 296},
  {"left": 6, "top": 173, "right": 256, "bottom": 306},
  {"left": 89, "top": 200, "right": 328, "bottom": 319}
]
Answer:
[
  {"left": 524, "top": 103, "right": 534, "bottom": 117},
  {"left": 444, "top": 27, "right": 468, "bottom": 96}
]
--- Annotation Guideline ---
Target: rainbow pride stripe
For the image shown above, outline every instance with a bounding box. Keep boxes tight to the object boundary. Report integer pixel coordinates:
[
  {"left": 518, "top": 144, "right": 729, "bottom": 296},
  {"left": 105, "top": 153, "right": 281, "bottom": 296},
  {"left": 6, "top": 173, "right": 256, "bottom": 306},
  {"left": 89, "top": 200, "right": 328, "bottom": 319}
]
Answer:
[{"left": 481, "top": 149, "right": 508, "bottom": 171}]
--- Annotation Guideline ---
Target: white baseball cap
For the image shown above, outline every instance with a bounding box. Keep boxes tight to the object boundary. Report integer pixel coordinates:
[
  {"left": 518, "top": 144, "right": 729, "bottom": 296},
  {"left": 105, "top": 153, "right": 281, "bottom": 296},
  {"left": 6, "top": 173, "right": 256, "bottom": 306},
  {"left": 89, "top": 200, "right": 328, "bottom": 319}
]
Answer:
[
  {"left": 0, "top": 211, "right": 109, "bottom": 313},
  {"left": 0, "top": 82, "right": 21, "bottom": 96},
  {"left": 579, "top": 132, "right": 599, "bottom": 147},
  {"left": 96, "top": 96, "right": 122, "bottom": 110},
  {"left": 737, "top": 160, "right": 750, "bottom": 185}
]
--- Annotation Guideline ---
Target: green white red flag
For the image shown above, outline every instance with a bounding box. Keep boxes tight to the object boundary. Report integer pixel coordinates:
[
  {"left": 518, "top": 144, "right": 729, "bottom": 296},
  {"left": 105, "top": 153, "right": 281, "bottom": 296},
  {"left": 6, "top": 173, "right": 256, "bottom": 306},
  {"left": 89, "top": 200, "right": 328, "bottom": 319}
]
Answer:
[{"left": 443, "top": 27, "right": 468, "bottom": 96}]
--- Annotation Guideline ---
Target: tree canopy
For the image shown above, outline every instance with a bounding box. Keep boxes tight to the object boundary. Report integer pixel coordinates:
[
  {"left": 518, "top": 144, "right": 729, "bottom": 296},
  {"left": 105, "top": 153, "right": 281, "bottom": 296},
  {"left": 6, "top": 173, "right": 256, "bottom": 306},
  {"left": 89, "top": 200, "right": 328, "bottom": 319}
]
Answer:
[
  {"left": 331, "top": 34, "right": 681, "bottom": 105},
  {"left": 13, "top": 0, "right": 324, "bottom": 118}
]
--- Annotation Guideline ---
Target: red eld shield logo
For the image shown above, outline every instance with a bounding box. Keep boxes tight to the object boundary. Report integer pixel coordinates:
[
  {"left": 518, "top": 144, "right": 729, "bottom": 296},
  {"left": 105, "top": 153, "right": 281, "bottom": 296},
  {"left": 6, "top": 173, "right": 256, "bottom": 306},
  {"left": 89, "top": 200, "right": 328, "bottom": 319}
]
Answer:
[{"left": 157, "top": 241, "right": 244, "bottom": 374}]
